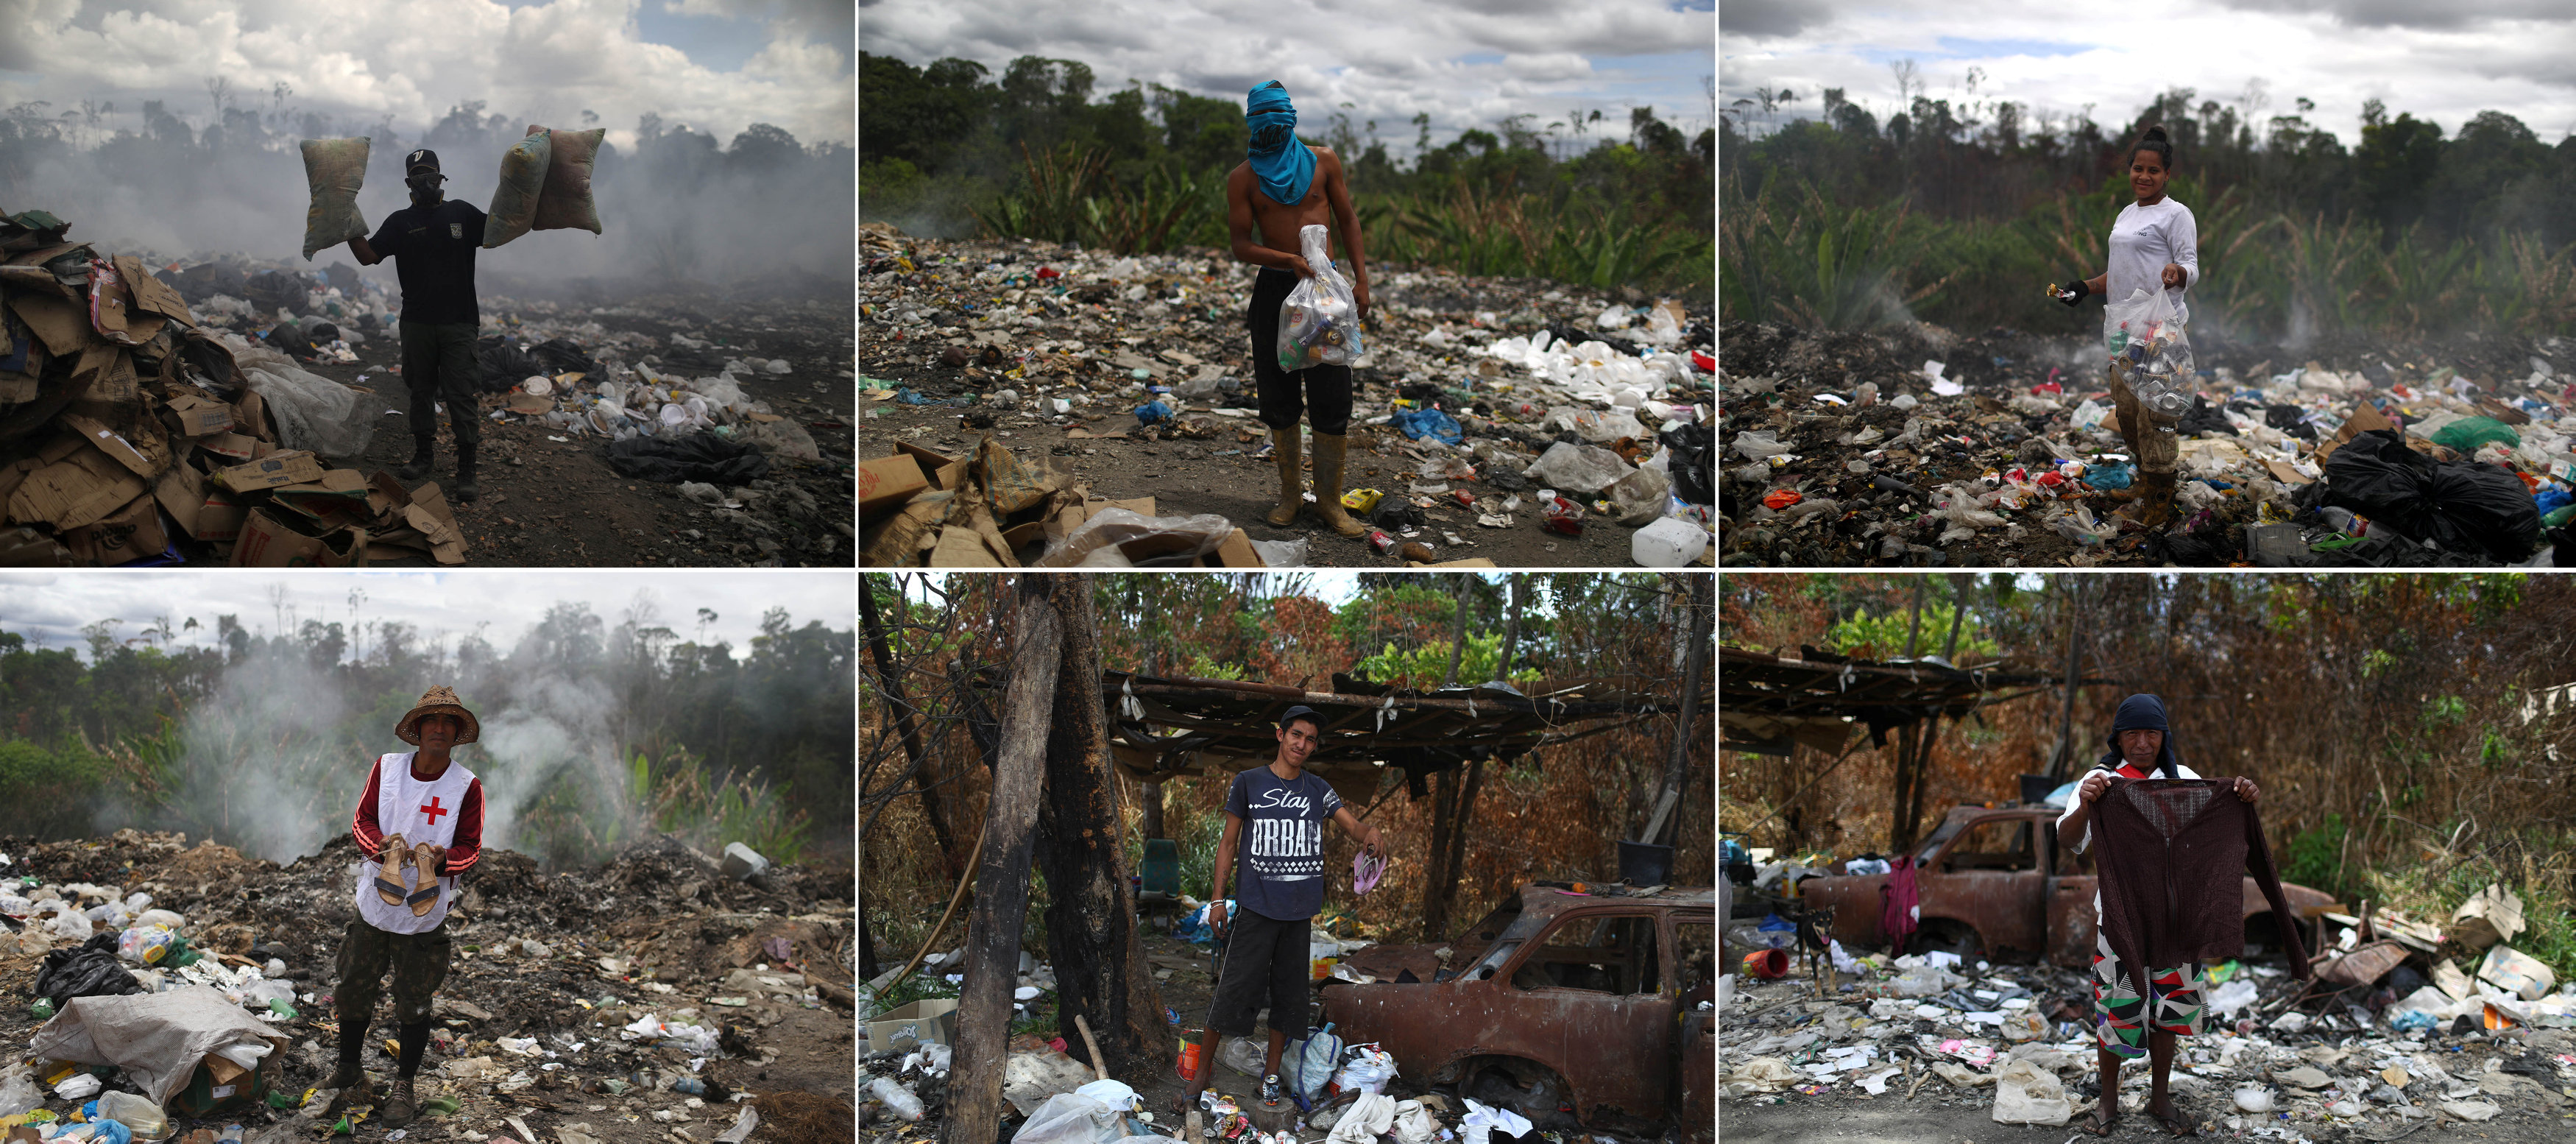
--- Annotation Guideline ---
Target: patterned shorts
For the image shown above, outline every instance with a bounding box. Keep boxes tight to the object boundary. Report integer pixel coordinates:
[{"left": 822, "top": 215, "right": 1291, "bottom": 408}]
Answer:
[{"left": 2090, "top": 929, "right": 2204, "bottom": 1058}]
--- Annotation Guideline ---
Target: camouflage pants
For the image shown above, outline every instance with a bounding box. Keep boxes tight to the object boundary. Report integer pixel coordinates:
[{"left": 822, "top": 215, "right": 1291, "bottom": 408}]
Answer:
[
  {"left": 2107, "top": 361, "right": 2180, "bottom": 476},
  {"left": 334, "top": 920, "right": 451, "bottom": 1025}
]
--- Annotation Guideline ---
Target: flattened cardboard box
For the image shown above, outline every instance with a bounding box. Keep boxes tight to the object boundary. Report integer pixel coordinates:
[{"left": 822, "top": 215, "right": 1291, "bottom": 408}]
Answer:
[
  {"left": 859, "top": 453, "right": 930, "bottom": 518},
  {"left": 197, "top": 431, "right": 258, "bottom": 462},
  {"left": 4, "top": 291, "right": 88, "bottom": 356},
  {"left": 268, "top": 468, "right": 371, "bottom": 526},
  {"left": 58, "top": 413, "right": 161, "bottom": 480},
  {"left": 0, "top": 525, "right": 73, "bottom": 567},
  {"left": 231, "top": 508, "right": 366, "bottom": 568},
  {"left": 65, "top": 493, "right": 169, "bottom": 566},
  {"left": 191, "top": 488, "right": 248, "bottom": 543},
  {"left": 163, "top": 392, "right": 233, "bottom": 437},
  {"left": 152, "top": 463, "right": 204, "bottom": 537},
  {"left": 216, "top": 450, "right": 325, "bottom": 492},
  {"left": 114, "top": 254, "right": 195, "bottom": 326},
  {"left": 5, "top": 443, "right": 147, "bottom": 530}
]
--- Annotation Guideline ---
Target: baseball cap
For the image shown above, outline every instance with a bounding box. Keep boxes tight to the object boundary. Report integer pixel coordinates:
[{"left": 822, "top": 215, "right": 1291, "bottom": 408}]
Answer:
[
  {"left": 406, "top": 149, "right": 443, "bottom": 176},
  {"left": 1277, "top": 705, "right": 1323, "bottom": 731}
]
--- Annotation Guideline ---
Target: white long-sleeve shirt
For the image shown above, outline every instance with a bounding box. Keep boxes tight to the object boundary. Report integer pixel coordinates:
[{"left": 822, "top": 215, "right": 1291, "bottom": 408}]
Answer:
[
  {"left": 2056, "top": 759, "right": 2203, "bottom": 919},
  {"left": 2107, "top": 198, "right": 2200, "bottom": 325}
]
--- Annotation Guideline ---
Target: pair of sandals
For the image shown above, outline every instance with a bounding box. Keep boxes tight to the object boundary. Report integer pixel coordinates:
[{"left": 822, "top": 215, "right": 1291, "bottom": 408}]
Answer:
[{"left": 371, "top": 834, "right": 443, "bottom": 917}]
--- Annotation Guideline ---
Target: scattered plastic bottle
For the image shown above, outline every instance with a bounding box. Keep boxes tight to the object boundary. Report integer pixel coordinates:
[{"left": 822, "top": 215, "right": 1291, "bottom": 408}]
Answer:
[
  {"left": 868, "top": 1077, "right": 924, "bottom": 1123},
  {"left": 217, "top": 1125, "right": 244, "bottom": 1144},
  {"left": 29, "top": 999, "right": 52, "bottom": 1021}
]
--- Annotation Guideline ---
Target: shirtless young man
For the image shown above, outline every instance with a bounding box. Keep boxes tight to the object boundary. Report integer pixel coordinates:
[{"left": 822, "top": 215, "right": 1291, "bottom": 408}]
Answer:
[{"left": 1226, "top": 81, "right": 1372, "bottom": 537}]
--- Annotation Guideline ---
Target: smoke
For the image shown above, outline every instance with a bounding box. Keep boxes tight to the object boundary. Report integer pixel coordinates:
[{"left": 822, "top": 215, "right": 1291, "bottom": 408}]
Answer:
[
  {"left": 467, "top": 672, "right": 636, "bottom": 858},
  {"left": 160, "top": 647, "right": 372, "bottom": 866},
  {"left": 0, "top": 110, "right": 853, "bottom": 292}
]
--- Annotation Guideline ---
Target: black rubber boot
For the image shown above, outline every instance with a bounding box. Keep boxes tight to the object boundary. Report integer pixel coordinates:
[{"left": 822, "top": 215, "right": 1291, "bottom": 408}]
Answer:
[
  {"left": 394, "top": 434, "right": 435, "bottom": 483},
  {"left": 453, "top": 441, "right": 480, "bottom": 502}
]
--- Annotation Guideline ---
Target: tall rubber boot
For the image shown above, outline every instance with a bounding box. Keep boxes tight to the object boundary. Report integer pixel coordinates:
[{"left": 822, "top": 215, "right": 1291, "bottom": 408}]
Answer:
[
  {"left": 1264, "top": 429, "right": 1303, "bottom": 526},
  {"left": 2132, "top": 469, "right": 2176, "bottom": 529},
  {"left": 394, "top": 434, "right": 435, "bottom": 483},
  {"left": 453, "top": 440, "right": 480, "bottom": 503},
  {"left": 1308, "top": 433, "right": 1367, "bottom": 538}
]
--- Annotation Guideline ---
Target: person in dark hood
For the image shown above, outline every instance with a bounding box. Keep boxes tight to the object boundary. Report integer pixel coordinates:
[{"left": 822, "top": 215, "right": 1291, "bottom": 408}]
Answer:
[
  {"left": 2055, "top": 693, "right": 2257, "bottom": 1137},
  {"left": 346, "top": 149, "right": 488, "bottom": 501}
]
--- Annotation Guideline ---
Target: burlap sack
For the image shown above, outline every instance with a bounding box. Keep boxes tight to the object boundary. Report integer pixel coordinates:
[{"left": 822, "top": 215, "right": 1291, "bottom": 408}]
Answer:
[
  {"left": 526, "top": 125, "right": 606, "bottom": 234},
  {"left": 481, "top": 132, "right": 552, "bottom": 249},
  {"left": 299, "top": 138, "right": 371, "bottom": 261}
]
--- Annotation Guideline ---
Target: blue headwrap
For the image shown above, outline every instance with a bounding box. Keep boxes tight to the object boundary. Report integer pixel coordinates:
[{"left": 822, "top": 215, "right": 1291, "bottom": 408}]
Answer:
[{"left": 1246, "top": 81, "right": 1316, "bottom": 206}]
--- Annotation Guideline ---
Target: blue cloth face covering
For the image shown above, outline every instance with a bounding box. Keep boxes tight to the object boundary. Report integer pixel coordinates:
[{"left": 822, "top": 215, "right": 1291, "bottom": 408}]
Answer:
[{"left": 1246, "top": 81, "right": 1317, "bottom": 206}]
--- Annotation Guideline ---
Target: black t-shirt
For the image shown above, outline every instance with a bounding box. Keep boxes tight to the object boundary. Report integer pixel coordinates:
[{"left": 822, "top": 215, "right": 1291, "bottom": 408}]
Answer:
[
  {"left": 1225, "top": 763, "right": 1344, "bottom": 922},
  {"left": 367, "top": 199, "right": 486, "bottom": 325}
]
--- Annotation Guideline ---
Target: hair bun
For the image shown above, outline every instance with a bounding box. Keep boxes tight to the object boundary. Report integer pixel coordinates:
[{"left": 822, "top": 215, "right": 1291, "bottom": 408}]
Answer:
[{"left": 2142, "top": 123, "right": 2169, "bottom": 141}]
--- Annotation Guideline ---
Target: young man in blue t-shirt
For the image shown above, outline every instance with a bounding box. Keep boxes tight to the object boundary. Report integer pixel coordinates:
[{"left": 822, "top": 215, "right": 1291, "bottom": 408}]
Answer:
[{"left": 1189, "top": 705, "right": 1389, "bottom": 1104}]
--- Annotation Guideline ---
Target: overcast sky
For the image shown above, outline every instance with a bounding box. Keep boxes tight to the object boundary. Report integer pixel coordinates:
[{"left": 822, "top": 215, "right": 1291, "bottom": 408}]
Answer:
[
  {"left": 0, "top": 571, "right": 852, "bottom": 663},
  {"left": 1722, "top": 1, "right": 2576, "bottom": 149},
  {"left": 859, "top": 0, "right": 1716, "bottom": 160},
  {"left": 0, "top": 0, "right": 855, "bottom": 153}
]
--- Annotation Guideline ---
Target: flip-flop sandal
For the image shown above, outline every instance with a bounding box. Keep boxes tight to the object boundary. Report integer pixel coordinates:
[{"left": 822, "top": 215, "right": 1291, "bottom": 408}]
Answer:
[
  {"left": 2074, "top": 1099, "right": 2119, "bottom": 1137},
  {"left": 372, "top": 833, "right": 412, "bottom": 906},
  {"left": 406, "top": 841, "right": 441, "bottom": 916},
  {"left": 1352, "top": 850, "right": 1387, "bottom": 894},
  {"left": 2149, "top": 1100, "right": 2195, "bottom": 1137}
]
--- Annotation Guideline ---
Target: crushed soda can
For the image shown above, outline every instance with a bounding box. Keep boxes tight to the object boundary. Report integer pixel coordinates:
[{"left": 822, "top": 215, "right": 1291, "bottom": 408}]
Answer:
[{"left": 1367, "top": 531, "right": 1397, "bottom": 554}]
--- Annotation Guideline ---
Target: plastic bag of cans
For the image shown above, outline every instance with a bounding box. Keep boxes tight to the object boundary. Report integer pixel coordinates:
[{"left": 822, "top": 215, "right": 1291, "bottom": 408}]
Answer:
[
  {"left": 1276, "top": 224, "right": 1364, "bottom": 372},
  {"left": 2104, "top": 286, "right": 2193, "bottom": 417}
]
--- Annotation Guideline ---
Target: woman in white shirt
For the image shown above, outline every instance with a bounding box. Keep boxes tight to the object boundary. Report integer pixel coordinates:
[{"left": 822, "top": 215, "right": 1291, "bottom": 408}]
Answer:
[{"left": 2052, "top": 124, "right": 2200, "bottom": 528}]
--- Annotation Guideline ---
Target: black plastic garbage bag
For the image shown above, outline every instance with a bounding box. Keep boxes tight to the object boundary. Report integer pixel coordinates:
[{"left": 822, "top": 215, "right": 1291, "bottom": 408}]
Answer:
[
  {"left": 530, "top": 338, "right": 595, "bottom": 375},
  {"left": 475, "top": 336, "right": 543, "bottom": 393},
  {"left": 35, "top": 932, "right": 143, "bottom": 1009},
  {"left": 2265, "top": 403, "right": 2318, "bottom": 439},
  {"left": 2321, "top": 429, "right": 2538, "bottom": 562},
  {"left": 606, "top": 432, "right": 771, "bottom": 484},
  {"left": 2176, "top": 395, "right": 2237, "bottom": 437},
  {"left": 1661, "top": 423, "right": 1714, "bottom": 505},
  {"left": 244, "top": 270, "right": 310, "bottom": 317}
]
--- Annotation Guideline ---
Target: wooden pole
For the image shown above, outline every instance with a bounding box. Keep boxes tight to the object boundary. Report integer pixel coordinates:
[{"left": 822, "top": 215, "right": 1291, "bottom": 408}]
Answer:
[
  {"left": 1036, "top": 575, "right": 1170, "bottom": 1078},
  {"left": 942, "top": 579, "right": 1063, "bottom": 1144},
  {"left": 1650, "top": 574, "right": 1710, "bottom": 849}
]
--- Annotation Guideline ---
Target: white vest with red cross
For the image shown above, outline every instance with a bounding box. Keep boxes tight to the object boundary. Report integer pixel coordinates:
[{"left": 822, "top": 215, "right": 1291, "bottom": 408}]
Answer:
[{"left": 351, "top": 751, "right": 475, "bottom": 933}]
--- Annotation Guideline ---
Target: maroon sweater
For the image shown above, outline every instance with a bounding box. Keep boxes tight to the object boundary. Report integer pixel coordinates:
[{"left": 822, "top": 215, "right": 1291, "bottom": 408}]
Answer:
[{"left": 2092, "top": 779, "right": 2310, "bottom": 981}]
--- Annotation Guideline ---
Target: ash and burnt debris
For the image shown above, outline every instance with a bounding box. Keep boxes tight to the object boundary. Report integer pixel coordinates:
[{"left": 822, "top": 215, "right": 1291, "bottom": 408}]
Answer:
[
  {"left": 860, "top": 226, "right": 1719, "bottom": 568},
  {"left": 1717, "top": 320, "right": 2576, "bottom": 568},
  {"left": 0, "top": 828, "right": 854, "bottom": 1141}
]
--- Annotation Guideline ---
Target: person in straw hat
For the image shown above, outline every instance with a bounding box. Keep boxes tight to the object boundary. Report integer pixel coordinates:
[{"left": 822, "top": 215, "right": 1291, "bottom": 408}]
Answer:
[{"left": 328, "top": 686, "right": 488, "bottom": 1126}]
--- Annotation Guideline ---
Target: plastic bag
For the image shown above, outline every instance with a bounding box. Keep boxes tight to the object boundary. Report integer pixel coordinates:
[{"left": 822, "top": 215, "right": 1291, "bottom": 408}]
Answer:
[
  {"left": 1275, "top": 225, "right": 1363, "bottom": 372},
  {"left": 1248, "top": 538, "right": 1307, "bottom": 567},
  {"left": 225, "top": 339, "right": 375, "bottom": 457},
  {"left": 297, "top": 138, "right": 370, "bottom": 261},
  {"left": 1035, "top": 508, "right": 1234, "bottom": 568},
  {"left": 116, "top": 925, "right": 177, "bottom": 965},
  {"left": 1011, "top": 1092, "right": 1129, "bottom": 1144},
  {"left": 482, "top": 131, "right": 552, "bottom": 249},
  {"left": 1524, "top": 442, "right": 1637, "bottom": 497},
  {"left": 2106, "top": 287, "right": 2193, "bottom": 417},
  {"left": 0, "top": 1063, "right": 40, "bottom": 1117},
  {"left": 1332, "top": 1045, "right": 1396, "bottom": 1096},
  {"left": 1989, "top": 1059, "right": 2071, "bottom": 1125},
  {"left": 1390, "top": 408, "right": 1462, "bottom": 445},
  {"left": 1283, "top": 1023, "right": 1342, "bottom": 1104}
]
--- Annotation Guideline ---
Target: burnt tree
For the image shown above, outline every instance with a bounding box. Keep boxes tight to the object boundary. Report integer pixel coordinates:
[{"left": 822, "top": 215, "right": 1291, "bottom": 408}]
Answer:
[
  {"left": 941, "top": 578, "right": 1061, "bottom": 1144},
  {"left": 1034, "top": 574, "right": 1170, "bottom": 1076}
]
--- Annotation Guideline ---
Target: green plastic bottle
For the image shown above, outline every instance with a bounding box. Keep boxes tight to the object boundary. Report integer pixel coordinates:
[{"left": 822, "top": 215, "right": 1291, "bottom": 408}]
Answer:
[{"left": 31, "top": 998, "right": 54, "bottom": 1020}]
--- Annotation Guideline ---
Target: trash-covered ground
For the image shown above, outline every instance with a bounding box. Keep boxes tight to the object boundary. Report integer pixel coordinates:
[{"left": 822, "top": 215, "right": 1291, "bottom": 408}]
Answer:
[
  {"left": 860, "top": 226, "right": 1718, "bottom": 568},
  {"left": 1716, "top": 321, "right": 2576, "bottom": 568},
  {"left": 860, "top": 914, "right": 1687, "bottom": 1144},
  {"left": 4, "top": 205, "right": 855, "bottom": 568},
  {"left": 174, "top": 260, "right": 858, "bottom": 568},
  {"left": 1719, "top": 916, "right": 2576, "bottom": 1141},
  {"left": 0, "top": 830, "right": 857, "bottom": 1143}
]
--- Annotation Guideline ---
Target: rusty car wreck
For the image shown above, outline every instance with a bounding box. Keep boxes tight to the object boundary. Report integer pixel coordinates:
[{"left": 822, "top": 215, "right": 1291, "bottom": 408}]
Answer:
[
  {"left": 1318, "top": 882, "right": 1716, "bottom": 1133},
  {"left": 1797, "top": 803, "right": 2339, "bottom": 967}
]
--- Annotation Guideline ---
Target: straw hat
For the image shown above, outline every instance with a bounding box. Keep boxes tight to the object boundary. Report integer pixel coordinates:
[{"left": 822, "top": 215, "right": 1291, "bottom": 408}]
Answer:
[{"left": 396, "top": 685, "right": 481, "bottom": 745}]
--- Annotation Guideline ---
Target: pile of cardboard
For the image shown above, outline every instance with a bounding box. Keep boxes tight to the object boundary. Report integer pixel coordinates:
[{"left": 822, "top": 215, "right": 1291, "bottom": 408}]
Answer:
[
  {"left": 0, "top": 210, "right": 467, "bottom": 565},
  {"left": 860, "top": 435, "right": 1267, "bottom": 568}
]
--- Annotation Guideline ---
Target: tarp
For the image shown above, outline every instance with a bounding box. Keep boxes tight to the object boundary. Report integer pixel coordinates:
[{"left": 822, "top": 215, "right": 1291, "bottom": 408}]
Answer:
[
  {"left": 606, "top": 432, "right": 772, "bottom": 484},
  {"left": 28, "top": 985, "right": 289, "bottom": 1107}
]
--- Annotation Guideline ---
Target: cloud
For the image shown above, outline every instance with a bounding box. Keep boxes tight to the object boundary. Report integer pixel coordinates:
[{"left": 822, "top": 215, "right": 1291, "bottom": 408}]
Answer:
[
  {"left": 1721, "top": 0, "right": 1834, "bottom": 40},
  {"left": 0, "top": 0, "right": 850, "bottom": 146},
  {"left": 2212, "top": 0, "right": 2576, "bottom": 31},
  {"left": 858, "top": 0, "right": 1716, "bottom": 155}
]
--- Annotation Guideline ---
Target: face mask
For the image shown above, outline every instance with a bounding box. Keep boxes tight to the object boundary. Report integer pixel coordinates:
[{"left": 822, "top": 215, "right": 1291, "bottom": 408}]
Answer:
[{"left": 408, "top": 175, "right": 444, "bottom": 206}]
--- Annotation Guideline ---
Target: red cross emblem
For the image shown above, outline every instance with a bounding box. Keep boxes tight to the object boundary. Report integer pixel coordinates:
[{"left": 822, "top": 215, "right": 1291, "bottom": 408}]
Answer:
[{"left": 420, "top": 795, "right": 449, "bottom": 825}]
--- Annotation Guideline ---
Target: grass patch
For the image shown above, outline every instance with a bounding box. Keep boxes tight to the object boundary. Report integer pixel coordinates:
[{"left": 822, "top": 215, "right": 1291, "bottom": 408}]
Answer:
[{"left": 2354, "top": 825, "right": 2576, "bottom": 986}]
